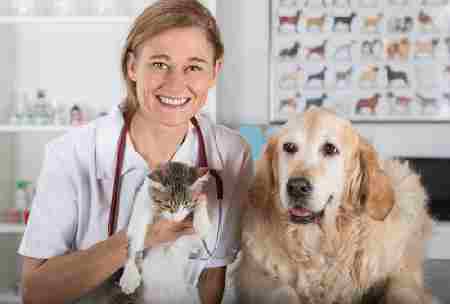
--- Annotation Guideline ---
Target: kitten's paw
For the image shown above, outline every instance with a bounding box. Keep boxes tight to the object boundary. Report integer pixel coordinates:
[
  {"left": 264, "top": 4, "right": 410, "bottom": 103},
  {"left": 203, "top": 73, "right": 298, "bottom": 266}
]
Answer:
[
  {"left": 119, "top": 259, "right": 141, "bottom": 295},
  {"left": 194, "top": 200, "right": 211, "bottom": 239}
]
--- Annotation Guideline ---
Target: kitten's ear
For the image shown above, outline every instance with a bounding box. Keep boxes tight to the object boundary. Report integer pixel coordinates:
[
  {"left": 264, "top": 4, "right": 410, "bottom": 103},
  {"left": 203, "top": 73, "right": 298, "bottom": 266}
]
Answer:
[
  {"left": 190, "top": 167, "right": 210, "bottom": 194},
  {"left": 147, "top": 172, "right": 165, "bottom": 191}
]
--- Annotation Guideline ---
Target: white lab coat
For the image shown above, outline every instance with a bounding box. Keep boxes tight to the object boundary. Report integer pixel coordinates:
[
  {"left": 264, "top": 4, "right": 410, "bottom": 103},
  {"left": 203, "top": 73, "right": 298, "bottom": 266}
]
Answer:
[{"left": 18, "top": 105, "right": 253, "bottom": 290}]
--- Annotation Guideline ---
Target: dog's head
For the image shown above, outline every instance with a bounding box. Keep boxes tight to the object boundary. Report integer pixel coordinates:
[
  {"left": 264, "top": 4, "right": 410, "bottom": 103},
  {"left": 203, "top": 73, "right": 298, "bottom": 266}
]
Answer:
[{"left": 253, "top": 107, "right": 394, "bottom": 225}]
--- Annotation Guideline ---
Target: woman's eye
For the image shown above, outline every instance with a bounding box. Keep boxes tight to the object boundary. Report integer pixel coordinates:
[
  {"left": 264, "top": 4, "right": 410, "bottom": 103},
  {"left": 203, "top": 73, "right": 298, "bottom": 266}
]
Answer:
[
  {"left": 283, "top": 142, "right": 298, "bottom": 154},
  {"left": 186, "top": 65, "right": 202, "bottom": 72},
  {"left": 151, "top": 62, "right": 169, "bottom": 70},
  {"left": 322, "top": 142, "right": 339, "bottom": 157}
]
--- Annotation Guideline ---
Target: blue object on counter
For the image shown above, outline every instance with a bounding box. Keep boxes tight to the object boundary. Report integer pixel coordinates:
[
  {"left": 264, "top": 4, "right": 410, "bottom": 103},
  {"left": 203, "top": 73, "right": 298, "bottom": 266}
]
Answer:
[{"left": 238, "top": 125, "right": 266, "bottom": 161}]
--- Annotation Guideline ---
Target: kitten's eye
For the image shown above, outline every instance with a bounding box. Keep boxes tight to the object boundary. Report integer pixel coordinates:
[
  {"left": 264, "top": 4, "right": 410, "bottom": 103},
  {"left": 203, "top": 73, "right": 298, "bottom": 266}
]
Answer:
[
  {"left": 322, "top": 142, "right": 339, "bottom": 157},
  {"left": 283, "top": 142, "right": 298, "bottom": 154}
]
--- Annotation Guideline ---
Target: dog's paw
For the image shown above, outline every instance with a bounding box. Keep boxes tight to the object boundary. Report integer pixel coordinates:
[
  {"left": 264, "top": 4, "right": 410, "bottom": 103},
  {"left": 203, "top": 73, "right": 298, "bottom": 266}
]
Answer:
[
  {"left": 119, "top": 259, "right": 141, "bottom": 295},
  {"left": 193, "top": 199, "right": 211, "bottom": 239}
]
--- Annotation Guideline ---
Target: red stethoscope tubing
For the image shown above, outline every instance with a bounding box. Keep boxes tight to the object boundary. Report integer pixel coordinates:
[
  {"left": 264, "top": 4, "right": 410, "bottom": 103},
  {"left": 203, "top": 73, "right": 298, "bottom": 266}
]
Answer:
[{"left": 108, "top": 114, "right": 223, "bottom": 237}]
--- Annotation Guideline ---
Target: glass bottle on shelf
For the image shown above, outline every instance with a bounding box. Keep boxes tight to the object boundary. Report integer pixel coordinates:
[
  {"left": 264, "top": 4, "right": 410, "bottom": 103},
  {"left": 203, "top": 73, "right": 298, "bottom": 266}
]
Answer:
[
  {"left": 10, "top": 0, "right": 36, "bottom": 16},
  {"left": 9, "top": 90, "right": 27, "bottom": 125},
  {"left": 33, "top": 89, "right": 55, "bottom": 125},
  {"left": 50, "top": 0, "right": 76, "bottom": 16},
  {"left": 91, "top": 0, "right": 118, "bottom": 16},
  {"left": 53, "top": 98, "right": 68, "bottom": 125}
]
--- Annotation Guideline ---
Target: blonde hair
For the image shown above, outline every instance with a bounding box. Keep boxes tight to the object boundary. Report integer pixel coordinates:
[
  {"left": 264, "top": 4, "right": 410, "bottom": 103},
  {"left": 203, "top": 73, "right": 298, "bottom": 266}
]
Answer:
[{"left": 120, "top": 0, "right": 224, "bottom": 120}]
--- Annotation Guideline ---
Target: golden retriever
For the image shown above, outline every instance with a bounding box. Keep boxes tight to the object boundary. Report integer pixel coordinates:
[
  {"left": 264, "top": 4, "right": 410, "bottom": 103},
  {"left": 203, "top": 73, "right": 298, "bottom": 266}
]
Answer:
[{"left": 238, "top": 108, "right": 433, "bottom": 304}]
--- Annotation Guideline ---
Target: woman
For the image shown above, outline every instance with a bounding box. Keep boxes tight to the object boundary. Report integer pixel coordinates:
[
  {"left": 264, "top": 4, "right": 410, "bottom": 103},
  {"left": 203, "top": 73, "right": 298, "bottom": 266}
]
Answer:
[{"left": 18, "top": 1, "right": 253, "bottom": 303}]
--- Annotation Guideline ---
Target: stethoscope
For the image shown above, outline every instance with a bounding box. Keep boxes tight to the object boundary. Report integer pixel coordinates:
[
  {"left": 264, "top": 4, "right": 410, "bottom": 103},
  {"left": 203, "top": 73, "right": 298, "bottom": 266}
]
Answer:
[{"left": 108, "top": 112, "right": 224, "bottom": 261}]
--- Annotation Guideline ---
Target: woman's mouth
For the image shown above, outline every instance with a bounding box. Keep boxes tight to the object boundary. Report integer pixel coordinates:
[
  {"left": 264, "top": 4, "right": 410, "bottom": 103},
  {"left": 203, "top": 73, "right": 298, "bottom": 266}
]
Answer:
[{"left": 157, "top": 95, "right": 190, "bottom": 107}]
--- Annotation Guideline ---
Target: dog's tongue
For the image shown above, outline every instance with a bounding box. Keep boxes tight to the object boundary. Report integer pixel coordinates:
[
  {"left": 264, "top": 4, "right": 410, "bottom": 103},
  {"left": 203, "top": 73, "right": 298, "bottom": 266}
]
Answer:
[{"left": 290, "top": 207, "right": 313, "bottom": 217}]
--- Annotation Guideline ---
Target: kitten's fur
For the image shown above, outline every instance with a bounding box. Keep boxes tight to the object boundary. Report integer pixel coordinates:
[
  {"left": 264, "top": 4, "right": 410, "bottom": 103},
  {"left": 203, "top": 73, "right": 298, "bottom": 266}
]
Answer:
[{"left": 119, "top": 161, "right": 211, "bottom": 303}]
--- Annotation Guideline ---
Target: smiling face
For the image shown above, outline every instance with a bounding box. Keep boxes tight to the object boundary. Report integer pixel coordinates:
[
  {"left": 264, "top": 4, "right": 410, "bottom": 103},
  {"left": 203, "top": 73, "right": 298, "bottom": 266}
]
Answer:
[
  {"left": 276, "top": 108, "right": 360, "bottom": 224},
  {"left": 127, "top": 26, "right": 221, "bottom": 127}
]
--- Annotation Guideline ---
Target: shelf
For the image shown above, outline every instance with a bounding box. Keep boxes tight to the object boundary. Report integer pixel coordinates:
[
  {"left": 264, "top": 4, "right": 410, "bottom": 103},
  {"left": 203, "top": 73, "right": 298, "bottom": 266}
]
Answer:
[
  {"left": 0, "top": 223, "right": 26, "bottom": 234},
  {"left": 427, "top": 221, "right": 450, "bottom": 260},
  {"left": 0, "top": 290, "right": 21, "bottom": 304},
  {"left": 0, "top": 16, "right": 132, "bottom": 24},
  {"left": 0, "top": 125, "right": 72, "bottom": 133}
]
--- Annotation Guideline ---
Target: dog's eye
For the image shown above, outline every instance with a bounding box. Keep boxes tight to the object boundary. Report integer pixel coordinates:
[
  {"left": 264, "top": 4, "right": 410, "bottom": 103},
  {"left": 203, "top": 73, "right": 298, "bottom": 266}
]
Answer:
[
  {"left": 283, "top": 142, "right": 298, "bottom": 154},
  {"left": 322, "top": 142, "right": 339, "bottom": 157}
]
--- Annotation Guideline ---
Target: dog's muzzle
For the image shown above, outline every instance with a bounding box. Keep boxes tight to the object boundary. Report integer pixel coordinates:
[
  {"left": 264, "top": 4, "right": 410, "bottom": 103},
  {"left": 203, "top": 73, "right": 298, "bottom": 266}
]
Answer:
[
  {"left": 286, "top": 177, "right": 332, "bottom": 224},
  {"left": 286, "top": 177, "right": 313, "bottom": 199}
]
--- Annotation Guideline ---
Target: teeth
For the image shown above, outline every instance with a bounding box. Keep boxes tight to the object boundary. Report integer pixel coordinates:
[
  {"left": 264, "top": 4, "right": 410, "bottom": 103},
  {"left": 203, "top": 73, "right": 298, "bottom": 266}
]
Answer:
[{"left": 159, "top": 96, "right": 188, "bottom": 106}]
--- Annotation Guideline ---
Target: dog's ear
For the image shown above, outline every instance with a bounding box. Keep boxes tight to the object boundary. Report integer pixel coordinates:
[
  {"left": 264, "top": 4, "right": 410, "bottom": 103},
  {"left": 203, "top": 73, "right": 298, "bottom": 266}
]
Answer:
[
  {"left": 249, "top": 136, "right": 278, "bottom": 207},
  {"left": 359, "top": 138, "right": 394, "bottom": 221}
]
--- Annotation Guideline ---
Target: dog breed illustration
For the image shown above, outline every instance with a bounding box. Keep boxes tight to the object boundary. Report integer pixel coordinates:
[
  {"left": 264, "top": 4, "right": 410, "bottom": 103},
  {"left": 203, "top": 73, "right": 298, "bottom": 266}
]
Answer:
[
  {"left": 334, "top": 40, "right": 357, "bottom": 61},
  {"left": 388, "top": 16, "right": 414, "bottom": 33},
  {"left": 279, "top": 0, "right": 298, "bottom": 6},
  {"left": 359, "top": 65, "right": 379, "bottom": 88},
  {"left": 444, "top": 37, "right": 450, "bottom": 57},
  {"left": 385, "top": 38, "right": 410, "bottom": 60},
  {"left": 389, "top": 0, "right": 411, "bottom": 4},
  {"left": 279, "top": 65, "right": 303, "bottom": 90},
  {"left": 386, "top": 92, "right": 413, "bottom": 112},
  {"left": 416, "top": 93, "right": 439, "bottom": 113},
  {"left": 305, "top": 40, "right": 328, "bottom": 60},
  {"left": 421, "top": 0, "right": 447, "bottom": 5},
  {"left": 335, "top": 66, "right": 353, "bottom": 87},
  {"left": 414, "top": 38, "right": 439, "bottom": 58},
  {"left": 238, "top": 107, "right": 433, "bottom": 304},
  {"left": 417, "top": 10, "right": 437, "bottom": 32},
  {"left": 332, "top": 0, "right": 352, "bottom": 7},
  {"left": 362, "top": 13, "right": 383, "bottom": 33},
  {"left": 333, "top": 12, "right": 357, "bottom": 32},
  {"left": 279, "top": 41, "right": 301, "bottom": 60},
  {"left": 279, "top": 10, "right": 302, "bottom": 32},
  {"left": 360, "top": 39, "right": 382, "bottom": 60},
  {"left": 305, "top": 13, "right": 327, "bottom": 32},
  {"left": 305, "top": 0, "right": 327, "bottom": 7},
  {"left": 388, "top": 0, "right": 409, "bottom": 4},
  {"left": 385, "top": 65, "right": 409, "bottom": 87},
  {"left": 443, "top": 92, "right": 450, "bottom": 105},
  {"left": 443, "top": 65, "right": 450, "bottom": 84},
  {"left": 306, "top": 66, "right": 328, "bottom": 88},
  {"left": 359, "top": 0, "right": 380, "bottom": 7},
  {"left": 356, "top": 93, "right": 381, "bottom": 114},
  {"left": 305, "top": 93, "right": 328, "bottom": 109}
]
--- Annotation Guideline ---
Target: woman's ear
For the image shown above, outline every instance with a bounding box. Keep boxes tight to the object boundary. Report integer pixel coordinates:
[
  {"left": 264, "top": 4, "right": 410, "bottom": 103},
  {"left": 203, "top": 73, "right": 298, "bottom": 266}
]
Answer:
[
  {"left": 209, "top": 58, "right": 223, "bottom": 87},
  {"left": 359, "top": 138, "right": 395, "bottom": 221},
  {"left": 127, "top": 52, "right": 137, "bottom": 82}
]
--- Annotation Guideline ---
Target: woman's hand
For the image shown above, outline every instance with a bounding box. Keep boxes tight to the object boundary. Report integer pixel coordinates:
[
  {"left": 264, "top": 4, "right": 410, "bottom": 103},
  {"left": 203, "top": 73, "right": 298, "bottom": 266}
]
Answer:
[{"left": 144, "top": 215, "right": 195, "bottom": 249}]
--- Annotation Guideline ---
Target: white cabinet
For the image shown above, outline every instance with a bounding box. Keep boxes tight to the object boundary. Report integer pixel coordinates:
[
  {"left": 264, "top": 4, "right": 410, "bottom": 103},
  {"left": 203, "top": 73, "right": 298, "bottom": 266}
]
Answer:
[{"left": 0, "top": 1, "right": 217, "bottom": 302}]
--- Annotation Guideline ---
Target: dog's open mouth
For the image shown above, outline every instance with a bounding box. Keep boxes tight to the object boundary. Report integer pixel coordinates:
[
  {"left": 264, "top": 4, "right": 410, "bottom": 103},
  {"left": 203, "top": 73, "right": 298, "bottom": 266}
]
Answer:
[
  {"left": 288, "top": 195, "right": 333, "bottom": 224},
  {"left": 288, "top": 207, "right": 324, "bottom": 224}
]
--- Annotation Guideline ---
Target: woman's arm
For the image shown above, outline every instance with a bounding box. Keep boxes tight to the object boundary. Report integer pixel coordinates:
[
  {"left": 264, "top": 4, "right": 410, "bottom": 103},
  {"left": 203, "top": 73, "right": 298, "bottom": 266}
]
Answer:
[
  {"left": 198, "top": 266, "right": 226, "bottom": 304},
  {"left": 21, "top": 218, "right": 195, "bottom": 304},
  {"left": 21, "top": 230, "right": 128, "bottom": 304}
]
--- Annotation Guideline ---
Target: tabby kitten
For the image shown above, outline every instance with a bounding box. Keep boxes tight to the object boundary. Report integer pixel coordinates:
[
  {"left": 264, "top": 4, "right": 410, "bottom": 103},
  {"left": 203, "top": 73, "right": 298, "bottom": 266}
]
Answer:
[{"left": 119, "top": 161, "right": 211, "bottom": 303}]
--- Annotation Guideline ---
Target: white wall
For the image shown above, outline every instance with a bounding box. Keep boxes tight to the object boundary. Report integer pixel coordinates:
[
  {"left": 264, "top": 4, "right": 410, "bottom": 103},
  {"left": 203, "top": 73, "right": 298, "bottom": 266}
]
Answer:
[
  {"left": 217, "top": 0, "right": 270, "bottom": 125},
  {"left": 216, "top": 1, "right": 450, "bottom": 158}
]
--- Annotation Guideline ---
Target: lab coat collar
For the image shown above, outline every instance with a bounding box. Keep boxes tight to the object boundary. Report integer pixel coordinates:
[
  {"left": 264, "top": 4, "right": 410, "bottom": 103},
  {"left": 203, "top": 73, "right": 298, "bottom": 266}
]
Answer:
[{"left": 94, "top": 107, "right": 224, "bottom": 179}]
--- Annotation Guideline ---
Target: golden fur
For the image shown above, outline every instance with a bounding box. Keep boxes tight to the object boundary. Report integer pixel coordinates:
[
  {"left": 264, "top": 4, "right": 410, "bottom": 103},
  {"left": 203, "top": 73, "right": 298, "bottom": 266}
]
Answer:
[{"left": 238, "top": 108, "right": 433, "bottom": 304}]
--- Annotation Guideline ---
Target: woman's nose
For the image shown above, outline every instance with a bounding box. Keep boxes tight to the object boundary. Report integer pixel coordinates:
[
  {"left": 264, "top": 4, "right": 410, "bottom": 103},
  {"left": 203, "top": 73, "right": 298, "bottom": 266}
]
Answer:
[{"left": 163, "top": 69, "right": 187, "bottom": 90}]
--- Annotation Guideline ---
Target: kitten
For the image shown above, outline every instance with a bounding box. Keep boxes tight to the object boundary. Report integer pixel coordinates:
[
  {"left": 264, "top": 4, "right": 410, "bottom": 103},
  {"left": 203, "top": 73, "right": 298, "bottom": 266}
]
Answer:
[{"left": 118, "top": 161, "right": 211, "bottom": 303}]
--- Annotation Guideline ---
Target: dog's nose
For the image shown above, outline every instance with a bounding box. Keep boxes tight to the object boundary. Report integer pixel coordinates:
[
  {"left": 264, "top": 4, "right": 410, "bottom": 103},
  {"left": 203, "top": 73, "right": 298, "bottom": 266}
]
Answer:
[{"left": 287, "top": 177, "right": 313, "bottom": 198}]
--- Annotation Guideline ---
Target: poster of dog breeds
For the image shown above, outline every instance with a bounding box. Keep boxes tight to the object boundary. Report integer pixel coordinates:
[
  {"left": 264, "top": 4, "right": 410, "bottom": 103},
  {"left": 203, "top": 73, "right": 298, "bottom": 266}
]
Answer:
[{"left": 270, "top": 0, "right": 450, "bottom": 121}]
